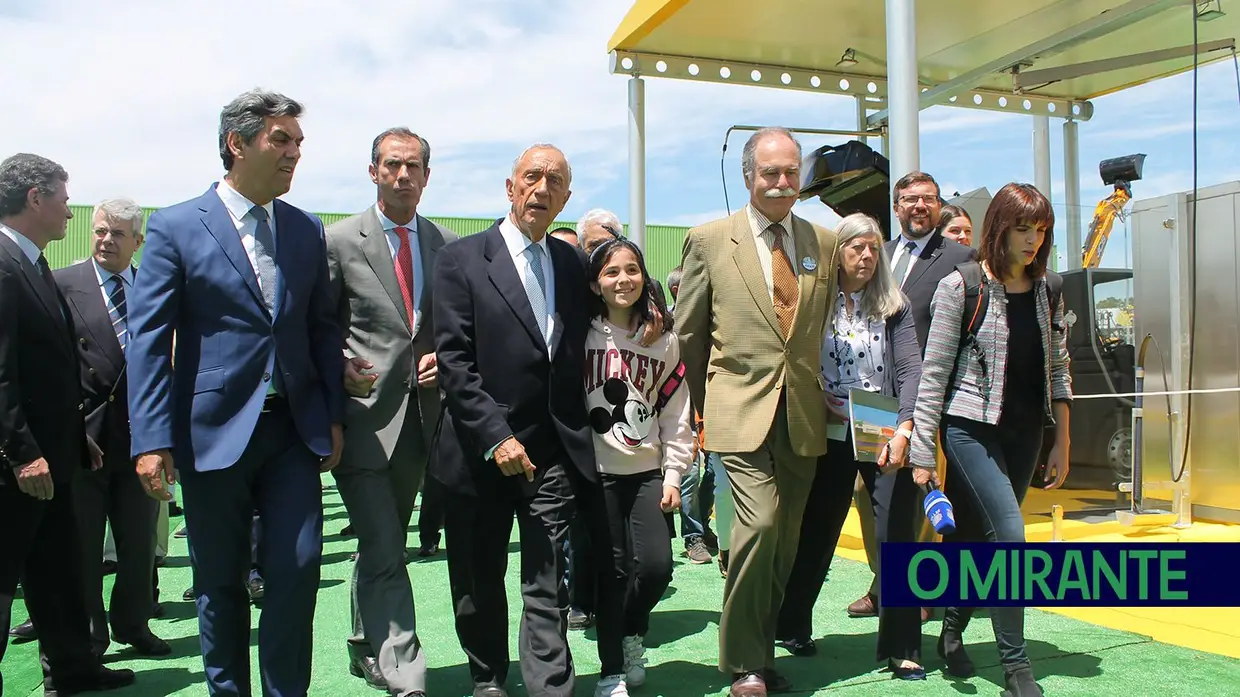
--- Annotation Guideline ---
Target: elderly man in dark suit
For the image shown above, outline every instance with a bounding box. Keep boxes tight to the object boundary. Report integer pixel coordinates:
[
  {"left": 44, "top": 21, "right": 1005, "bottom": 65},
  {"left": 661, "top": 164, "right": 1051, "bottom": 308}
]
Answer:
[
  {"left": 432, "top": 144, "right": 635, "bottom": 697},
  {"left": 55, "top": 198, "right": 170, "bottom": 657},
  {"left": 325, "top": 127, "right": 456, "bottom": 697},
  {"left": 0, "top": 153, "right": 134, "bottom": 696}
]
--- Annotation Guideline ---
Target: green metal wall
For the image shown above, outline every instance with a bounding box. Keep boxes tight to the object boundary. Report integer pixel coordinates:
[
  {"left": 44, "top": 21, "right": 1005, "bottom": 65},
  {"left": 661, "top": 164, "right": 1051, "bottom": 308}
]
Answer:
[{"left": 49, "top": 206, "right": 690, "bottom": 292}]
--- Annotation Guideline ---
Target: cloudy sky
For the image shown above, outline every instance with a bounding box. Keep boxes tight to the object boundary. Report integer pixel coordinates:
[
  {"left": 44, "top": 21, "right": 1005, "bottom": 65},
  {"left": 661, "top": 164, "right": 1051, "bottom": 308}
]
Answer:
[{"left": 2, "top": 0, "right": 1237, "bottom": 269}]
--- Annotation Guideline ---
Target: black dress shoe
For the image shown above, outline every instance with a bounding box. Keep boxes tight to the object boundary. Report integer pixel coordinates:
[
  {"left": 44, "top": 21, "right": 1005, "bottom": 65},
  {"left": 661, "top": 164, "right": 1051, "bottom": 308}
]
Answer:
[
  {"left": 10, "top": 619, "right": 36, "bottom": 642},
  {"left": 761, "top": 669, "right": 792, "bottom": 693},
  {"left": 45, "top": 666, "right": 135, "bottom": 696},
  {"left": 247, "top": 575, "right": 265, "bottom": 603},
  {"left": 182, "top": 587, "right": 196, "bottom": 601},
  {"left": 472, "top": 684, "right": 508, "bottom": 697},
  {"left": 568, "top": 607, "right": 593, "bottom": 630},
  {"left": 151, "top": 602, "right": 165, "bottom": 619},
  {"left": 417, "top": 542, "right": 439, "bottom": 557},
  {"left": 775, "top": 636, "right": 816, "bottom": 657},
  {"left": 347, "top": 641, "right": 387, "bottom": 690},
  {"left": 113, "top": 629, "right": 172, "bottom": 656}
]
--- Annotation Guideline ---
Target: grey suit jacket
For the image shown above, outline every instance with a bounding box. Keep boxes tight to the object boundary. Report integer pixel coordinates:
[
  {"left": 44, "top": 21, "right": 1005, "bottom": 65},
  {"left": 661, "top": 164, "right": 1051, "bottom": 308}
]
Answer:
[{"left": 326, "top": 207, "right": 457, "bottom": 467}]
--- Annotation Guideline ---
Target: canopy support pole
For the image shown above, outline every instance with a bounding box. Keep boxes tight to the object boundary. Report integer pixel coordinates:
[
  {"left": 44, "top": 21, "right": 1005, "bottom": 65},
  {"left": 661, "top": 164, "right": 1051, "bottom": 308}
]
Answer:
[
  {"left": 628, "top": 76, "right": 647, "bottom": 251},
  {"left": 885, "top": 0, "right": 919, "bottom": 238},
  {"left": 1063, "top": 118, "right": 1083, "bottom": 270}
]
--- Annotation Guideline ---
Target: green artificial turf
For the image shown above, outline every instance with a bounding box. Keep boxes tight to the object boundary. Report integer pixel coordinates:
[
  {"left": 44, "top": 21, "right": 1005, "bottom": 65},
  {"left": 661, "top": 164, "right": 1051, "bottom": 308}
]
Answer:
[{"left": 4, "top": 478, "right": 1237, "bottom": 696}]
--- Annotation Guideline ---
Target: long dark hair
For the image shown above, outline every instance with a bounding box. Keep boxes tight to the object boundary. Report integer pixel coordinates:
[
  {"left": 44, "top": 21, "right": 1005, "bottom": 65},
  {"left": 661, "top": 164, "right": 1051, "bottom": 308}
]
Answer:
[
  {"left": 587, "top": 236, "right": 674, "bottom": 333},
  {"left": 979, "top": 183, "right": 1054, "bottom": 280}
]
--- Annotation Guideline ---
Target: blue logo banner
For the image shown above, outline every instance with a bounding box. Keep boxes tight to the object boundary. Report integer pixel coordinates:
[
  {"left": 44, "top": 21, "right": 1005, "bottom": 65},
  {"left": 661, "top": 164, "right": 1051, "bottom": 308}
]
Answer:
[{"left": 879, "top": 542, "right": 1239, "bottom": 607}]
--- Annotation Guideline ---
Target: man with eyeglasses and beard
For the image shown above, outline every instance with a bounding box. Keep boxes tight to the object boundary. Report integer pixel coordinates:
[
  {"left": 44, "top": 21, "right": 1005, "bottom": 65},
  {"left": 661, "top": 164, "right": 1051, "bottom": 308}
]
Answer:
[{"left": 842, "top": 171, "right": 976, "bottom": 622}]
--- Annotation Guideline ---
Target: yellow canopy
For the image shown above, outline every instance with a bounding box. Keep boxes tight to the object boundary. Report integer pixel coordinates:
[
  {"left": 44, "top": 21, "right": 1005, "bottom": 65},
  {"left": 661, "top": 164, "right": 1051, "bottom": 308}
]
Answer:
[{"left": 608, "top": 0, "right": 1238, "bottom": 121}]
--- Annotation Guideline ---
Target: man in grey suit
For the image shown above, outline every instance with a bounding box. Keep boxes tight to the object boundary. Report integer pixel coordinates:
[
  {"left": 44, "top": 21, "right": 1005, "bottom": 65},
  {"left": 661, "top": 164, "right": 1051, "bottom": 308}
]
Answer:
[{"left": 326, "top": 127, "right": 456, "bottom": 697}]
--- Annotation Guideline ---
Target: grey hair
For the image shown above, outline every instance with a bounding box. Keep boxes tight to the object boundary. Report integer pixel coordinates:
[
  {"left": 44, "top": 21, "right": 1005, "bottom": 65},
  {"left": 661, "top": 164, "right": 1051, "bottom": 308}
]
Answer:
[
  {"left": 511, "top": 143, "right": 572, "bottom": 185},
  {"left": 0, "top": 153, "right": 68, "bottom": 218},
  {"left": 93, "top": 197, "right": 146, "bottom": 236},
  {"left": 576, "top": 208, "right": 622, "bottom": 246},
  {"left": 741, "top": 127, "right": 802, "bottom": 182},
  {"left": 371, "top": 127, "right": 431, "bottom": 169},
  {"left": 666, "top": 266, "right": 683, "bottom": 290},
  {"left": 835, "top": 212, "right": 906, "bottom": 322},
  {"left": 218, "top": 89, "right": 304, "bottom": 171}
]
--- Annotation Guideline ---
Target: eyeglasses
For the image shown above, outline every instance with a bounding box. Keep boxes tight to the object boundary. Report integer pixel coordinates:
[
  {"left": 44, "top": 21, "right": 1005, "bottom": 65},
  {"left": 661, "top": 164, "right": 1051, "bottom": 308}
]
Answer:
[{"left": 898, "top": 194, "right": 941, "bottom": 207}]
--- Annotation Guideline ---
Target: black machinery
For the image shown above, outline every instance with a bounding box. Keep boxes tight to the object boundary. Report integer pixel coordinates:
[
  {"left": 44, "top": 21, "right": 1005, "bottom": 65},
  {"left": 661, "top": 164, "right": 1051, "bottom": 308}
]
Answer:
[{"left": 799, "top": 140, "right": 892, "bottom": 238}]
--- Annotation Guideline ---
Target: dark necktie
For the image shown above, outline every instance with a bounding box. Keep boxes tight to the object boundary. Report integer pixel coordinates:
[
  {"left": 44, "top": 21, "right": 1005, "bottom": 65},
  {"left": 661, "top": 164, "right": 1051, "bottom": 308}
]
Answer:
[
  {"left": 108, "top": 275, "right": 128, "bottom": 352},
  {"left": 36, "top": 255, "right": 57, "bottom": 295}
]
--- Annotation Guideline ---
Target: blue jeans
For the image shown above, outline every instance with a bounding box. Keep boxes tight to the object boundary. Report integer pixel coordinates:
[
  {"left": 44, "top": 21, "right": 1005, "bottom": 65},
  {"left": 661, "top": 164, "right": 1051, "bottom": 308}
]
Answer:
[
  {"left": 678, "top": 452, "right": 709, "bottom": 544},
  {"left": 941, "top": 416, "right": 1043, "bottom": 669}
]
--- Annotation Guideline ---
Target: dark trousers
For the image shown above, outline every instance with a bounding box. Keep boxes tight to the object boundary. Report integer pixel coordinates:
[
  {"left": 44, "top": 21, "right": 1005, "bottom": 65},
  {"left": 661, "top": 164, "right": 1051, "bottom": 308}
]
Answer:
[
  {"left": 940, "top": 416, "right": 1043, "bottom": 668},
  {"left": 0, "top": 476, "right": 100, "bottom": 687},
  {"left": 181, "top": 403, "right": 324, "bottom": 697},
  {"left": 777, "top": 437, "right": 923, "bottom": 662},
  {"left": 602, "top": 470, "right": 673, "bottom": 637},
  {"left": 444, "top": 463, "right": 623, "bottom": 695},
  {"left": 74, "top": 456, "right": 160, "bottom": 647},
  {"left": 565, "top": 509, "right": 595, "bottom": 614},
  {"left": 417, "top": 472, "right": 445, "bottom": 548}
]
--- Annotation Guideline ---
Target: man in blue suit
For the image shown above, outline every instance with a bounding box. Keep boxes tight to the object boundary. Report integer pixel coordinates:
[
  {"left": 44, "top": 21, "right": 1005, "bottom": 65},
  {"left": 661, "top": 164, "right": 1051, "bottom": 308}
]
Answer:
[{"left": 126, "top": 89, "right": 345, "bottom": 697}]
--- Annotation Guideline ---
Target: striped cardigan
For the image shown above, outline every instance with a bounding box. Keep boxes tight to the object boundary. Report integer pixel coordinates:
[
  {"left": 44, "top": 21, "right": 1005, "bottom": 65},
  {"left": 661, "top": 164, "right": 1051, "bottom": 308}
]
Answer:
[{"left": 909, "top": 269, "right": 1073, "bottom": 468}]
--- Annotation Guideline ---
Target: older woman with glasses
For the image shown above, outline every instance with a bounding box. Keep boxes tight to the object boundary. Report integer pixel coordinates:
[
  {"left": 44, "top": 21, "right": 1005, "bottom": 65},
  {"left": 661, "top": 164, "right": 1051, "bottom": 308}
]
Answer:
[{"left": 775, "top": 212, "right": 928, "bottom": 680}]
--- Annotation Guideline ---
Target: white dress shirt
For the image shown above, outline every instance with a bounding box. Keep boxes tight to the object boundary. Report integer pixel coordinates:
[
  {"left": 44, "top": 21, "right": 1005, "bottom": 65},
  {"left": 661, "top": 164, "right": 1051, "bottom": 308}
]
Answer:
[
  {"left": 745, "top": 204, "right": 797, "bottom": 301},
  {"left": 0, "top": 222, "right": 41, "bottom": 264},
  {"left": 215, "top": 180, "right": 279, "bottom": 394},
  {"left": 499, "top": 215, "right": 556, "bottom": 353},
  {"left": 375, "top": 206, "right": 425, "bottom": 330},
  {"left": 215, "top": 179, "right": 277, "bottom": 296},
  {"left": 889, "top": 233, "right": 932, "bottom": 285}
]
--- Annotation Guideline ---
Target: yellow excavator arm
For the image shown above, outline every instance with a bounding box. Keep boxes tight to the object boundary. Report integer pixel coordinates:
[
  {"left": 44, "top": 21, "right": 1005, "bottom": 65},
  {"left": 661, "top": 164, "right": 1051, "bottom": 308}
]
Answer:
[{"left": 1081, "top": 184, "right": 1132, "bottom": 269}]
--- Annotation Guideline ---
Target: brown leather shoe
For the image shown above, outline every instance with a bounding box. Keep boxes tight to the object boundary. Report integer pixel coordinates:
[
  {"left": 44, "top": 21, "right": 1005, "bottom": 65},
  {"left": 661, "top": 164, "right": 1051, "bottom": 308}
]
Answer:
[
  {"left": 921, "top": 607, "right": 934, "bottom": 623},
  {"left": 729, "top": 672, "right": 767, "bottom": 697},
  {"left": 847, "top": 593, "right": 878, "bottom": 618}
]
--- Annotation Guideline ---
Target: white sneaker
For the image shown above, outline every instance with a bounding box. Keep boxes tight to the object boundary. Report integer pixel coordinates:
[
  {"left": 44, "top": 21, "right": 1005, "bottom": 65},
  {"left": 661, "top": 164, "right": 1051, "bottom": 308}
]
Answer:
[
  {"left": 595, "top": 674, "right": 629, "bottom": 697},
  {"left": 622, "top": 635, "right": 648, "bottom": 686}
]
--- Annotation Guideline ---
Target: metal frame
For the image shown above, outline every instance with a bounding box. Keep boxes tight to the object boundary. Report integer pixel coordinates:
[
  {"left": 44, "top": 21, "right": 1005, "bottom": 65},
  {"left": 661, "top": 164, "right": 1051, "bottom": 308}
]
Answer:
[
  {"left": 867, "top": 0, "right": 1183, "bottom": 126},
  {"left": 608, "top": 49, "right": 1096, "bottom": 121}
]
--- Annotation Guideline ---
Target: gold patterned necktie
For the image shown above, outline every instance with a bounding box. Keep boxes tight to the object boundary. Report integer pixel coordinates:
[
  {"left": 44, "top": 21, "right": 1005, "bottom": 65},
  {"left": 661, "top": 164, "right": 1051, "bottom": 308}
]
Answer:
[{"left": 769, "top": 224, "right": 798, "bottom": 339}]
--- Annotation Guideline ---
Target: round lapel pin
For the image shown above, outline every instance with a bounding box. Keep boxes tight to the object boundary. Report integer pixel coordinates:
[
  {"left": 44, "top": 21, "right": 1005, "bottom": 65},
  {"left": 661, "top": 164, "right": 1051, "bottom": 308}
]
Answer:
[{"left": 801, "top": 256, "right": 817, "bottom": 272}]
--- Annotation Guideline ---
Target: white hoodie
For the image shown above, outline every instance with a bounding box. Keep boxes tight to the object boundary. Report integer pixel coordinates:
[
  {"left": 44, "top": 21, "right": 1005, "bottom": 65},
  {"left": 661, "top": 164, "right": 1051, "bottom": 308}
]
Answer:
[{"left": 583, "top": 318, "right": 693, "bottom": 488}]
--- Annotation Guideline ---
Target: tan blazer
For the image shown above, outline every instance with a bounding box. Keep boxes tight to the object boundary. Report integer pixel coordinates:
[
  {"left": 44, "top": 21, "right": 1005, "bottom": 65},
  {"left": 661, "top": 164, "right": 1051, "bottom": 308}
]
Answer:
[{"left": 675, "top": 209, "right": 839, "bottom": 457}]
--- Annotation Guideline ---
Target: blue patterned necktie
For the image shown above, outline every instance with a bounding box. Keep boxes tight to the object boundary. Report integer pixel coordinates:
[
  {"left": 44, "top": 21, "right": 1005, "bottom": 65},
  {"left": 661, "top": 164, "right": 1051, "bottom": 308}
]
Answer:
[
  {"left": 108, "top": 275, "right": 127, "bottom": 352},
  {"left": 249, "top": 205, "right": 278, "bottom": 314},
  {"left": 525, "top": 243, "right": 549, "bottom": 345}
]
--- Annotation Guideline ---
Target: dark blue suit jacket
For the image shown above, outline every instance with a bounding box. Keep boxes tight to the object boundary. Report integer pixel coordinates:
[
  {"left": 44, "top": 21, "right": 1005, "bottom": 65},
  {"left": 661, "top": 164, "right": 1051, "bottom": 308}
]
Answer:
[
  {"left": 431, "top": 222, "right": 595, "bottom": 498},
  {"left": 127, "top": 184, "right": 345, "bottom": 472}
]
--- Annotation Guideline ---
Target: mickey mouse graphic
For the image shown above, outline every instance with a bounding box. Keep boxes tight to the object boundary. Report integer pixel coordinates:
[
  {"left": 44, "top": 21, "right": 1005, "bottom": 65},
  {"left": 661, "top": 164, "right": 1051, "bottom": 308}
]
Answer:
[{"left": 590, "top": 377, "right": 655, "bottom": 447}]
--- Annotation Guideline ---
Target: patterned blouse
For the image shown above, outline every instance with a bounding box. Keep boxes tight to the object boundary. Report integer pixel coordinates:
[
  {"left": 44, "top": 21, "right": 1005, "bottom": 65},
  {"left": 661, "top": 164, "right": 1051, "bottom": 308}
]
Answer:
[{"left": 821, "top": 290, "right": 890, "bottom": 400}]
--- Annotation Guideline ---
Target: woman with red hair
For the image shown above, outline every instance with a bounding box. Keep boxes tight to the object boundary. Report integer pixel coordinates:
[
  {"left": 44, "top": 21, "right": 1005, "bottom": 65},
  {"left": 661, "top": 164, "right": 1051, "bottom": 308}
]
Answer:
[{"left": 907, "top": 183, "right": 1072, "bottom": 697}]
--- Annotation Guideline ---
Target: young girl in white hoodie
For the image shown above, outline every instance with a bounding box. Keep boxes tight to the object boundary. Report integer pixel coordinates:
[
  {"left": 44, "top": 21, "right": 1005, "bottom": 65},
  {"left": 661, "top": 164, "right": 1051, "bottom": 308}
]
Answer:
[{"left": 584, "top": 236, "right": 693, "bottom": 697}]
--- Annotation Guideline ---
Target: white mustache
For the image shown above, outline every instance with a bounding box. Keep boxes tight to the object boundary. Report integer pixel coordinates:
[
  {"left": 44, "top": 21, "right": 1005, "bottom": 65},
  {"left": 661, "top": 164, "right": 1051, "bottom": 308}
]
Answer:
[{"left": 764, "top": 187, "right": 798, "bottom": 199}]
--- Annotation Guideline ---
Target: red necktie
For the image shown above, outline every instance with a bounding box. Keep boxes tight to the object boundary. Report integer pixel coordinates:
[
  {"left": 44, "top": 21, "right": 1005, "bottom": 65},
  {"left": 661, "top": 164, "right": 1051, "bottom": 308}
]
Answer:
[{"left": 393, "top": 226, "right": 415, "bottom": 325}]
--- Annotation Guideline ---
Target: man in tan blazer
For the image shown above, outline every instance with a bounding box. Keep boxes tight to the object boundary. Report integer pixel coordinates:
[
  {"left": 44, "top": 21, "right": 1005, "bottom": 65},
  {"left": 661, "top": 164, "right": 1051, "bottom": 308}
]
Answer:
[
  {"left": 676, "top": 127, "right": 839, "bottom": 697},
  {"left": 326, "top": 127, "right": 456, "bottom": 697}
]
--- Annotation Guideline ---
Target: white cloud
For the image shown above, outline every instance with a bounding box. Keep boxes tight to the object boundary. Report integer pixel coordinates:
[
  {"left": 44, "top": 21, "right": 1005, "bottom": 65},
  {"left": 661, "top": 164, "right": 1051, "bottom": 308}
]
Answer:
[{"left": 2, "top": 0, "right": 1236, "bottom": 245}]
